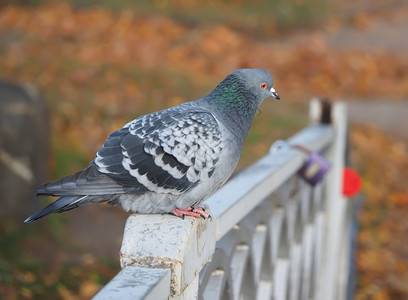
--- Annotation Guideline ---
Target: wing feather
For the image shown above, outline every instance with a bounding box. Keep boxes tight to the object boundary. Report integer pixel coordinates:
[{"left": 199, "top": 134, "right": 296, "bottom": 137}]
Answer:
[{"left": 94, "top": 104, "right": 224, "bottom": 195}]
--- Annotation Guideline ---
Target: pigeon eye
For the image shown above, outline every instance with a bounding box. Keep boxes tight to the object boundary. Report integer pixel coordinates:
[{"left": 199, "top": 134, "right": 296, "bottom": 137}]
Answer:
[{"left": 260, "top": 83, "right": 267, "bottom": 89}]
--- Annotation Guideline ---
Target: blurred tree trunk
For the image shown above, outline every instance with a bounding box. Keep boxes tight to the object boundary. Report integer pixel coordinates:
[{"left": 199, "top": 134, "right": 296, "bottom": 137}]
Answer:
[{"left": 0, "top": 80, "right": 49, "bottom": 219}]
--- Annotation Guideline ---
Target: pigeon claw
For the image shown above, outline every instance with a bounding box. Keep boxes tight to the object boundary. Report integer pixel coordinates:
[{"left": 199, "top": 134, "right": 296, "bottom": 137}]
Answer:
[{"left": 171, "top": 207, "right": 212, "bottom": 219}]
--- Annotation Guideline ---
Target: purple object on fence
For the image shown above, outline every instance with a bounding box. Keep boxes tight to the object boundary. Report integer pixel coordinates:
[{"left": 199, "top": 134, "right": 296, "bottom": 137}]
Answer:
[{"left": 294, "top": 145, "right": 331, "bottom": 186}]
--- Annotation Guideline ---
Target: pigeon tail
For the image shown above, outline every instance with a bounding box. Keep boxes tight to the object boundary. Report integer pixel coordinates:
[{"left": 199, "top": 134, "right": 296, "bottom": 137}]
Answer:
[
  {"left": 24, "top": 195, "right": 88, "bottom": 223},
  {"left": 34, "top": 164, "right": 126, "bottom": 196}
]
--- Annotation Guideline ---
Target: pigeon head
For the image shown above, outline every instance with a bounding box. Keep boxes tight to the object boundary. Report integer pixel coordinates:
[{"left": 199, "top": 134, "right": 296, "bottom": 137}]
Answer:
[
  {"left": 208, "top": 69, "right": 279, "bottom": 128},
  {"left": 233, "top": 69, "right": 280, "bottom": 101}
]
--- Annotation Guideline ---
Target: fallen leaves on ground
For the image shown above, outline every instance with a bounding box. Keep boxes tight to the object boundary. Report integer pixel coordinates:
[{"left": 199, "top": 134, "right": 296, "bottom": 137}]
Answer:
[{"left": 351, "top": 126, "right": 408, "bottom": 300}]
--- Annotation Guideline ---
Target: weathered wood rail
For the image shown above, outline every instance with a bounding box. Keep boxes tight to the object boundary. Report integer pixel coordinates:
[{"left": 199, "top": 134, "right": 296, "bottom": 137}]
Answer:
[{"left": 93, "top": 100, "right": 354, "bottom": 300}]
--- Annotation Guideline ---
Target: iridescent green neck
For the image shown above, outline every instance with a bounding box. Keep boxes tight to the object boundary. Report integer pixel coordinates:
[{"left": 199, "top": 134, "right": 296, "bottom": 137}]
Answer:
[{"left": 209, "top": 74, "right": 258, "bottom": 120}]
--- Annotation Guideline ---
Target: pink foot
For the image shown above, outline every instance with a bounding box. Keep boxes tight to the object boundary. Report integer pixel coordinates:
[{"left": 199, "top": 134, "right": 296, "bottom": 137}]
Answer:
[{"left": 171, "top": 207, "right": 211, "bottom": 219}]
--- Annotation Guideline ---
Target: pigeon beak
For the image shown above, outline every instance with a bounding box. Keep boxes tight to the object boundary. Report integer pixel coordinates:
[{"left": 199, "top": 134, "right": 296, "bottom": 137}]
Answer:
[{"left": 270, "top": 87, "right": 280, "bottom": 100}]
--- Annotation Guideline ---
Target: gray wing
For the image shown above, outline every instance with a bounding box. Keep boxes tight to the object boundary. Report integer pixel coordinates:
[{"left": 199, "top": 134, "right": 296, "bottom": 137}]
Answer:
[{"left": 94, "top": 107, "right": 223, "bottom": 196}]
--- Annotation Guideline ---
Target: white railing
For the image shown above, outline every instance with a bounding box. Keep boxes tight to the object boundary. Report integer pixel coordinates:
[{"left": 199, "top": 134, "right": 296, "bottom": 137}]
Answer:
[{"left": 93, "top": 100, "right": 353, "bottom": 300}]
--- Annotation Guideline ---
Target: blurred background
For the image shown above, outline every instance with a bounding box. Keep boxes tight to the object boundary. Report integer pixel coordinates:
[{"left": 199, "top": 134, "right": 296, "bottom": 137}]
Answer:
[{"left": 0, "top": 0, "right": 407, "bottom": 299}]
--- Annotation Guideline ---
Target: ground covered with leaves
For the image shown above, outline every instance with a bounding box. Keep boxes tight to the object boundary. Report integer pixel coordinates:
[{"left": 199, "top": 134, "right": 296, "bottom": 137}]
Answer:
[
  {"left": 351, "top": 127, "right": 408, "bottom": 299},
  {"left": 0, "top": 1, "right": 407, "bottom": 299}
]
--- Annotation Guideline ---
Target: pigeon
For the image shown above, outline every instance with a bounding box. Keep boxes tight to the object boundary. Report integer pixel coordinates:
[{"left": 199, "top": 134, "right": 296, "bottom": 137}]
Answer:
[{"left": 24, "top": 69, "right": 280, "bottom": 223}]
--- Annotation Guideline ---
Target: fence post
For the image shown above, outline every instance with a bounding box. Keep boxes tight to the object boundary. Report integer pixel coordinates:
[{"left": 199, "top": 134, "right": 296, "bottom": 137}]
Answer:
[
  {"left": 119, "top": 212, "right": 217, "bottom": 299},
  {"left": 312, "top": 100, "right": 348, "bottom": 300}
]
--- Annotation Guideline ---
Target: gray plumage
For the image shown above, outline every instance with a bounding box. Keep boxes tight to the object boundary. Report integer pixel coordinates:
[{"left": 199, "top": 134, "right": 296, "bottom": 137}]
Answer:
[{"left": 25, "top": 69, "right": 280, "bottom": 223}]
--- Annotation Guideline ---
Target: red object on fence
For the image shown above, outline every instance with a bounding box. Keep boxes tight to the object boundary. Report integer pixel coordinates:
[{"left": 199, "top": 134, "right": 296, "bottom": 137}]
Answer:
[{"left": 342, "top": 167, "right": 362, "bottom": 197}]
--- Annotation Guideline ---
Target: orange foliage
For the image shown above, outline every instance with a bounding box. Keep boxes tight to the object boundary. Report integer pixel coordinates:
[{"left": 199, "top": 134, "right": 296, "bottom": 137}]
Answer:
[{"left": 352, "top": 126, "right": 408, "bottom": 299}]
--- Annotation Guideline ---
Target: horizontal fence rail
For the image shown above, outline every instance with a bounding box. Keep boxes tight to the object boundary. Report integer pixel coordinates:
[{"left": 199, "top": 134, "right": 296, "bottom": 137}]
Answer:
[{"left": 93, "top": 100, "right": 352, "bottom": 300}]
